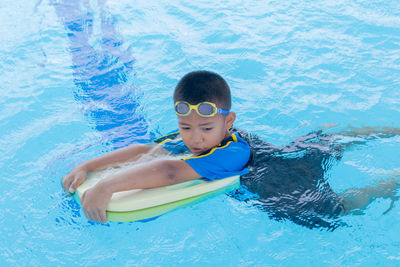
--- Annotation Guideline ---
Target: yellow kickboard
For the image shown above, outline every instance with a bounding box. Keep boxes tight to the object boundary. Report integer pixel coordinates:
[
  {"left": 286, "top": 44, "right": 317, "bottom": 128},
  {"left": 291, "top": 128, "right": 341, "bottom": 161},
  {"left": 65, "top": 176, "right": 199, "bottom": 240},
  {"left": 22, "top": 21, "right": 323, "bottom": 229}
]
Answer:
[{"left": 75, "top": 166, "right": 240, "bottom": 222}]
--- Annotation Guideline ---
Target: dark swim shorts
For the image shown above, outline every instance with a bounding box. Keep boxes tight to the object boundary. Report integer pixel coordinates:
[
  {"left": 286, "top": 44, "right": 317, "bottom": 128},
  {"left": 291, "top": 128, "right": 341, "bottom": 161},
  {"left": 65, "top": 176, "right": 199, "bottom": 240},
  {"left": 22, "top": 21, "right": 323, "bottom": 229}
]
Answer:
[{"left": 234, "top": 129, "right": 346, "bottom": 230}]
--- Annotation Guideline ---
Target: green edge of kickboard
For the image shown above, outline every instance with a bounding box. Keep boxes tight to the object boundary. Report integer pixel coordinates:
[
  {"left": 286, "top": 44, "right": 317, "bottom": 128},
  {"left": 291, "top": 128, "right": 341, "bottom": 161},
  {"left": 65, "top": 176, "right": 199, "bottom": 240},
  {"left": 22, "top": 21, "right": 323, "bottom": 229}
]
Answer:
[{"left": 73, "top": 179, "right": 240, "bottom": 222}]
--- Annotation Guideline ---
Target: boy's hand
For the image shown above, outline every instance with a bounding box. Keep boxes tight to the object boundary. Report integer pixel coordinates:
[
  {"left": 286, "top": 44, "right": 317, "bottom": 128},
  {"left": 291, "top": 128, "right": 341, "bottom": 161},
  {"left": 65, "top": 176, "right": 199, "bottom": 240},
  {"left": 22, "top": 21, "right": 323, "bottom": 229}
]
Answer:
[
  {"left": 62, "top": 167, "right": 88, "bottom": 194},
  {"left": 80, "top": 182, "right": 113, "bottom": 223}
]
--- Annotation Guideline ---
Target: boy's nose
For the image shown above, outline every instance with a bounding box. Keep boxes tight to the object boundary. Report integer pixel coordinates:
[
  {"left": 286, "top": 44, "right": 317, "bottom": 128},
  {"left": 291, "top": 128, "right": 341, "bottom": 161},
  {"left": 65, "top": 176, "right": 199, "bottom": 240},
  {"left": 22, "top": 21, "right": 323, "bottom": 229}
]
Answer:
[{"left": 191, "top": 130, "right": 203, "bottom": 144}]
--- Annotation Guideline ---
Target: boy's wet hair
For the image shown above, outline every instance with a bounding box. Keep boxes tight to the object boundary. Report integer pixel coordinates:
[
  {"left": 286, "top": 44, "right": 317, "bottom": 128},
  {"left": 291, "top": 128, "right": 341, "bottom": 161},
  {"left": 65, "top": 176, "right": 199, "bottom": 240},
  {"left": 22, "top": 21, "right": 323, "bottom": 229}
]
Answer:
[{"left": 173, "top": 70, "right": 231, "bottom": 110}]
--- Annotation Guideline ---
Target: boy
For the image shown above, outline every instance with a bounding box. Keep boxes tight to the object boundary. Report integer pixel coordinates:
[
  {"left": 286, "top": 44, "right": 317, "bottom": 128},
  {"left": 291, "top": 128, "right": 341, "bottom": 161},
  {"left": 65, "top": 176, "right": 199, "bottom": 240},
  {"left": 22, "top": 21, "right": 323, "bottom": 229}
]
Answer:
[
  {"left": 64, "top": 70, "right": 399, "bottom": 230},
  {"left": 62, "top": 70, "right": 251, "bottom": 223}
]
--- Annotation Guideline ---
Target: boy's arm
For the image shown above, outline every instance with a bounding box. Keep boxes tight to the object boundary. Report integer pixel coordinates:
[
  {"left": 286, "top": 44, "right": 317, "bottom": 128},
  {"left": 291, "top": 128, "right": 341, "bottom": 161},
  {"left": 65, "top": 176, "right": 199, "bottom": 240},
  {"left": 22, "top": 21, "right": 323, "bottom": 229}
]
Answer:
[
  {"left": 63, "top": 143, "right": 166, "bottom": 193},
  {"left": 80, "top": 159, "right": 202, "bottom": 223}
]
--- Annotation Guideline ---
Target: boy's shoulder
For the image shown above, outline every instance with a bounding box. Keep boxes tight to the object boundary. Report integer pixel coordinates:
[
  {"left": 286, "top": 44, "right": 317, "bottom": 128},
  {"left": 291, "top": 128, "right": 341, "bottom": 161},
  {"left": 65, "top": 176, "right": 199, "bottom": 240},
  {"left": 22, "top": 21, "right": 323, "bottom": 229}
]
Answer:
[
  {"left": 184, "top": 131, "right": 251, "bottom": 180},
  {"left": 153, "top": 129, "right": 250, "bottom": 156},
  {"left": 153, "top": 129, "right": 251, "bottom": 181},
  {"left": 153, "top": 130, "right": 180, "bottom": 145},
  {"left": 189, "top": 131, "right": 250, "bottom": 158},
  {"left": 153, "top": 130, "right": 188, "bottom": 155}
]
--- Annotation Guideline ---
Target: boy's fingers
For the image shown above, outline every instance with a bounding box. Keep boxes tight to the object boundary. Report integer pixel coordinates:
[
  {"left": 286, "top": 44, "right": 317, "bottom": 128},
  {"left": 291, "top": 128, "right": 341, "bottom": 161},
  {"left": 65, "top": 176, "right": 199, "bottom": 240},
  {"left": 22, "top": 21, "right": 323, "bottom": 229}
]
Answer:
[
  {"left": 83, "top": 209, "right": 94, "bottom": 222},
  {"left": 86, "top": 210, "right": 96, "bottom": 221},
  {"left": 62, "top": 174, "right": 72, "bottom": 191},
  {"left": 92, "top": 209, "right": 106, "bottom": 223},
  {"left": 93, "top": 208, "right": 107, "bottom": 223},
  {"left": 82, "top": 208, "right": 107, "bottom": 223},
  {"left": 99, "top": 210, "right": 107, "bottom": 223},
  {"left": 79, "top": 188, "right": 108, "bottom": 223},
  {"left": 80, "top": 193, "right": 92, "bottom": 220},
  {"left": 68, "top": 179, "right": 76, "bottom": 193},
  {"left": 69, "top": 175, "right": 84, "bottom": 193},
  {"left": 69, "top": 184, "right": 76, "bottom": 193},
  {"left": 62, "top": 170, "right": 87, "bottom": 193}
]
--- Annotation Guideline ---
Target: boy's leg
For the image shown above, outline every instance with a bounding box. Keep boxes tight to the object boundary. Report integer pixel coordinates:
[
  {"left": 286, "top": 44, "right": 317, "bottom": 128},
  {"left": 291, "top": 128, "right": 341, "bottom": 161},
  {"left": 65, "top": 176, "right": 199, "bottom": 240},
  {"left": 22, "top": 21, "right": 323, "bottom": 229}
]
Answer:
[
  {"left": 340, "top": 174, "right": 400, "bottom": 215},
  {"left": 326, "top": 126, "right": 400, "bottom": 214},
  {"left": 327, "top": 126, "right": 400, "bottom": 150},
  {"left": 337, "top": 126, "right": 400, "bottom": 138}
]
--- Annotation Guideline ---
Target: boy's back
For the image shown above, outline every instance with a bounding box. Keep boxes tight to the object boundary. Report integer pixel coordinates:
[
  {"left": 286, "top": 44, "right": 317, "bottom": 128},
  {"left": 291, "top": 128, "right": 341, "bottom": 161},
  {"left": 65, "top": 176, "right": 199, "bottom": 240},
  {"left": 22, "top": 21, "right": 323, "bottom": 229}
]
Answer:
[{"left": 236, "top": 129, "right": 346, "bottom": 230}]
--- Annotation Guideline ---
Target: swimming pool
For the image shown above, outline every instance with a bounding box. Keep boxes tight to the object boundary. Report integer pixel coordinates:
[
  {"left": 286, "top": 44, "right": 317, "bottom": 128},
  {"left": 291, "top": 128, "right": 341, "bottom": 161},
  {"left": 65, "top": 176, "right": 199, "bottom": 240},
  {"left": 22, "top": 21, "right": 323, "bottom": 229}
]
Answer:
[{"left": 1, "top": 0, "right": 400, "bottom": 265}]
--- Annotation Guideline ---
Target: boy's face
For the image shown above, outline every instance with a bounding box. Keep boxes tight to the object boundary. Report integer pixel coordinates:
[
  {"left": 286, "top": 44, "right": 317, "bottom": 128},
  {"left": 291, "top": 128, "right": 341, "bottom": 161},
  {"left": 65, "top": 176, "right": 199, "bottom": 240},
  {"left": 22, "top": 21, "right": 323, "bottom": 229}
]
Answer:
[{"left": 178, "top": 111, "right": 235, "bottom": 155}]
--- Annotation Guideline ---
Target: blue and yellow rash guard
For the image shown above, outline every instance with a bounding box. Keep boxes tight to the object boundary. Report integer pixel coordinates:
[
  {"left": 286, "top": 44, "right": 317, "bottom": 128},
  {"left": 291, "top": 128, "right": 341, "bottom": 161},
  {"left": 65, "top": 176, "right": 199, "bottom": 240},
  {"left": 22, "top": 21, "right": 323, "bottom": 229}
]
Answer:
[{"left": 153, "top": 131, "right": 251, "bottom": 181}]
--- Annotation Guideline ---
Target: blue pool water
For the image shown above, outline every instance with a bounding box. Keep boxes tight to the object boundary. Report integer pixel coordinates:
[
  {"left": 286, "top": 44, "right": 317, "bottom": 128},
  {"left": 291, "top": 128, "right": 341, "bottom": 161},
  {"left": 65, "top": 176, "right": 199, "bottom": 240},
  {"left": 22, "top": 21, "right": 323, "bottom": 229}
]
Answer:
[{"left": 1, "top": 0, "right": 400, "bottom": 265}]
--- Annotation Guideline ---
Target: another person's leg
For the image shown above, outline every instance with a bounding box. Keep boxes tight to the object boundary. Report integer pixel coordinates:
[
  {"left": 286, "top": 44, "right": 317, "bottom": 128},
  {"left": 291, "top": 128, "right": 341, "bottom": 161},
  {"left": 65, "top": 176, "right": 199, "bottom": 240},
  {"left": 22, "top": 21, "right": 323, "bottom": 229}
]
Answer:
[{"left": 52, "top": 0, "right": 153, "bottom": 148}]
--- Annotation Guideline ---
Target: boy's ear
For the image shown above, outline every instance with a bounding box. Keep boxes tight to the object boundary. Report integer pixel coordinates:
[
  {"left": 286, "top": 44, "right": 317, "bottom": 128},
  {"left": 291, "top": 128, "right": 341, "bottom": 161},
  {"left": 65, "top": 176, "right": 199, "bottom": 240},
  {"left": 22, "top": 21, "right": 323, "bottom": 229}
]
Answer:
[{"left": 225, "top": 111, "right": 236, "bottom": 130}]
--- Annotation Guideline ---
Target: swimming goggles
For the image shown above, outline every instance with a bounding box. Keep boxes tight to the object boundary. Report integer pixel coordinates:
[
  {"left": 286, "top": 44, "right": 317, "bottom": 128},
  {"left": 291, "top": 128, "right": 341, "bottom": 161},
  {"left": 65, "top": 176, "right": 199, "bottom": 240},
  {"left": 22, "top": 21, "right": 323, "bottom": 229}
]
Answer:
[{"left": 174, "top": 101, "right": 230, "bottom": 117}]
